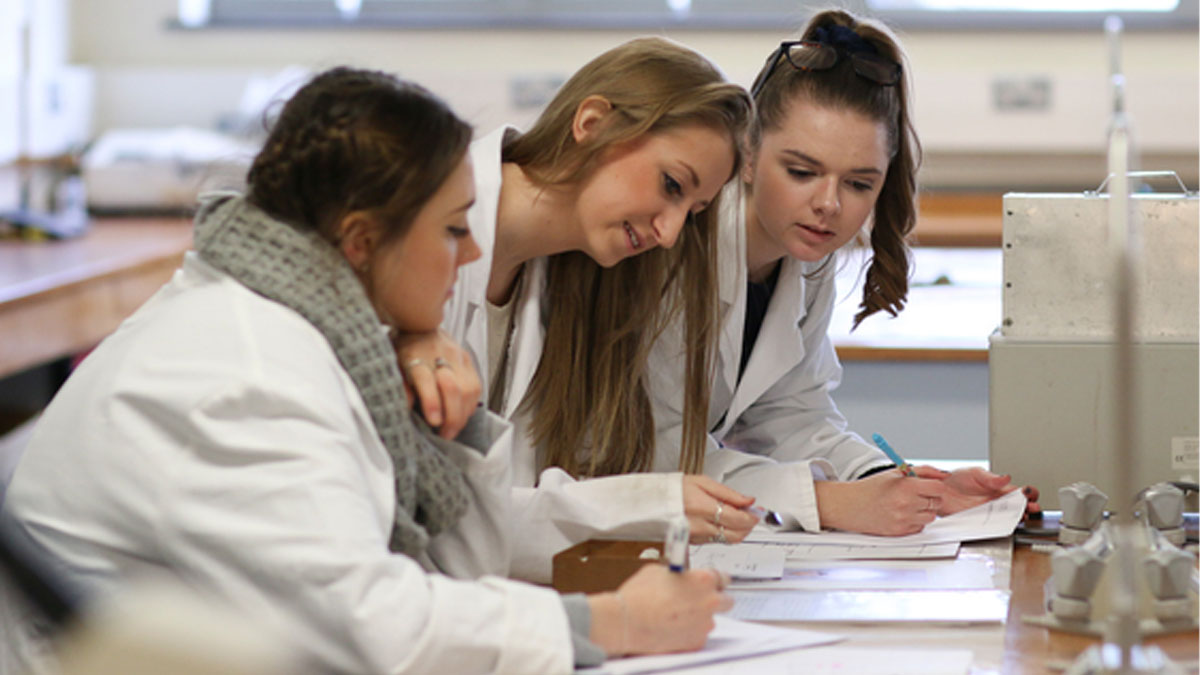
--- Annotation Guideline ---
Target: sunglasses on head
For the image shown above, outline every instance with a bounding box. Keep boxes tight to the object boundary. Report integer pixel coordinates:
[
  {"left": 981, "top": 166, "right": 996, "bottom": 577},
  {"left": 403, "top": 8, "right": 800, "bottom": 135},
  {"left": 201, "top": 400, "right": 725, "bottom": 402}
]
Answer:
[{"left": 751, "top": 40, "right": 902, "bottom": 97}]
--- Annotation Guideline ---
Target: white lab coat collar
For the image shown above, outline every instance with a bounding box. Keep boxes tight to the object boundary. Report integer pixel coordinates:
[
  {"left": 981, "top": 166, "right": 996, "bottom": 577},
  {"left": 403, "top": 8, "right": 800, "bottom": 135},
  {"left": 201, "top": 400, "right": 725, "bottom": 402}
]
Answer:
[
  {"left": 443, "top": 125, "right": 519, "bottom": 392},
  {"left": 713, "top": 183, "right": 746, "bottom": 412},
  {"left": 713, "top": 188, "right": 813, "bottom": 437}
]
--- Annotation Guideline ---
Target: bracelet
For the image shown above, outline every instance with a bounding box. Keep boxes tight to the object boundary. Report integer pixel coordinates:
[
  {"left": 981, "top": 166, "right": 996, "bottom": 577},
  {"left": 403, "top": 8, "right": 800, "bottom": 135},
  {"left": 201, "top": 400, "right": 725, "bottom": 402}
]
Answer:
[{"left": 857, "top": 463, "right": 898, "bottom": 479}]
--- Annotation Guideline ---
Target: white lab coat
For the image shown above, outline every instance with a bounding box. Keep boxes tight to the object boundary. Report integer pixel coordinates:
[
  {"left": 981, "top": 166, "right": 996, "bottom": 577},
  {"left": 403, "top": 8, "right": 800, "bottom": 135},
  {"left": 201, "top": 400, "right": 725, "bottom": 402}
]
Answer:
[
  {"left": 4, "top": 253, "right": 572, "bottom": 674},
  {"left": 648, "top": 185, "right": 891, "bottom": 531},
  {"left": 445, "top": 127, "right": 684, "bottom": 584}
]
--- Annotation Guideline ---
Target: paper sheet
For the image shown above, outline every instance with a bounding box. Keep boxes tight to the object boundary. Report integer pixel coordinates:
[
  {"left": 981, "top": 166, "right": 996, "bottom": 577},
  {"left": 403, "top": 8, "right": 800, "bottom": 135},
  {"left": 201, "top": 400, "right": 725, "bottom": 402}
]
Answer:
[
  {"left": 746, "top": 490, "right": 1026, "bottom": 548},
  {"left": 688, "top": 544, "right": 786, "bottom": 579},
  {"left": 654, "top": 646, "right": 974, "bottom": 674},
  {"left": 748, "top": 541, "right": 960, "bottom": 561},
  {"left": 727, "top": 556, "right": 996, "bottom": 591},
  {"left": 577, "top": 615, "right": 841, "bottom": 674},
  {"left": 726, "top": 588, "right": 1011, "bottom": 624}
]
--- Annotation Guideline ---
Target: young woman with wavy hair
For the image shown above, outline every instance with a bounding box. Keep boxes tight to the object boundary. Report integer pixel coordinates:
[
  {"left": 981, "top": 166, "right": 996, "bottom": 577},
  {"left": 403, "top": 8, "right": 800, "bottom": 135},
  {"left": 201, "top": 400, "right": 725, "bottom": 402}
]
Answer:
[
  {"left": 648, "top": 8, "right": 1039, "bottom": 539},
  {"left": 430, "top": 37, "right": 760, "bottom": 582}
]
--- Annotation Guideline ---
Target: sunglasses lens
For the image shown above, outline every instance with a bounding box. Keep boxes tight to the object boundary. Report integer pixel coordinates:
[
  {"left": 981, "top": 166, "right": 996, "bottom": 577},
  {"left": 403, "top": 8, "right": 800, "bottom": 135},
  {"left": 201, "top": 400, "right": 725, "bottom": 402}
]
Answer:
[
  {"left": 785, "top": 42, "right": 837, "bottom": 71},
  {"left": 851, "top": 53, "right": 901, "bottom": 85}
]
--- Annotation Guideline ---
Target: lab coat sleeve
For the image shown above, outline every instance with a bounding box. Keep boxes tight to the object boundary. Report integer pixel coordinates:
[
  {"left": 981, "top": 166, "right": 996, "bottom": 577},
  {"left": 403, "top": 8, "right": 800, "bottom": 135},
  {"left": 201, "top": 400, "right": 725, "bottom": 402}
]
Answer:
[
  {"left": 420, "top": 409, "right": 514, "bottom": 580},
  {"left": 650, "top": 386, "right": 832, "bottom": 534},
  {"left": 721, "top": 264, "right": 891, "bottom": 482},
  {"left": 155, "top": 379, "right": 572, "bottom": 675},
  {"left": 508, "top": 469, "right": 685, "bottom": 584}
]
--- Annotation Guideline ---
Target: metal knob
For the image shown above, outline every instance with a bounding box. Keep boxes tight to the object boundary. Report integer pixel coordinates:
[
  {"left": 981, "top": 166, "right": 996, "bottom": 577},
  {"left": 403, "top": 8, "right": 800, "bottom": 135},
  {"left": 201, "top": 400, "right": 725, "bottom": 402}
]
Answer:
[
  {"left": 1058, "top": 482, "right": 1108, "bottom": 545},
  {"left": 1143, "top": 547, "right": 1192, "bottom": 600},
  {"left": 1048, "top": 545, "right": 1107, "bottom": 621},
  {"left": 1142, "top": 482, "right": 1185, "bottom": 531}
]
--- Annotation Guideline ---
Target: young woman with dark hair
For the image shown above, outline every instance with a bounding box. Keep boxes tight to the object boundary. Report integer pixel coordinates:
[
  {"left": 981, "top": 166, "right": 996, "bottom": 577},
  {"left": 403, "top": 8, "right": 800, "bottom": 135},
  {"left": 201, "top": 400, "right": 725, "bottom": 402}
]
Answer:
[{"left": 1, "top": 67, "right": 731, "bottom": 674}]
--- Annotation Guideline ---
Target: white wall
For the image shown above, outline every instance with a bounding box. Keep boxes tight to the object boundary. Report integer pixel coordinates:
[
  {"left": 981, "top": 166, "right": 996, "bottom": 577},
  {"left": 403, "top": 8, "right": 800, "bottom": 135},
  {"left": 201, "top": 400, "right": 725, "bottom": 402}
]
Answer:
[{"left": 70, "top": 0, "right": 1199, "bottom": 190}]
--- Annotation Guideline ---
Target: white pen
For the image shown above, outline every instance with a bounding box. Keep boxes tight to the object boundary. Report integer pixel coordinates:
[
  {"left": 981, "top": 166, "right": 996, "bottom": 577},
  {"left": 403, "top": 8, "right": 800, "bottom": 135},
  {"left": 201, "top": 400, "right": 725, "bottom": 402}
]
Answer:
[{"left": 665, "top": 516, "right": 689, "bottom": 572}]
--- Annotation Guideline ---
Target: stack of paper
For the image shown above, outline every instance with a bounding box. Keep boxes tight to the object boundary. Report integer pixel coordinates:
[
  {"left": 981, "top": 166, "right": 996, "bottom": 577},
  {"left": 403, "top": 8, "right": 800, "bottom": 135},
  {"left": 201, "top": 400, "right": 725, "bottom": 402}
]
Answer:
[
  {"left": 699, "top": 492, "right": 1026, "bottom": 624},
  {"left": 577, "top": 615, "right": 841, "bottom": 674},
  {"left": 726, "top": 588, "right": 1011, "bottom": 624}
]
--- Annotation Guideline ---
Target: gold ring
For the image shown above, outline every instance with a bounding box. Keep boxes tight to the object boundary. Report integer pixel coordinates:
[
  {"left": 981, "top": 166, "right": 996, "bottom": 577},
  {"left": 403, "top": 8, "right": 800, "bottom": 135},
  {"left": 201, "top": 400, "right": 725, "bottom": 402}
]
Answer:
[{"left": 714, "top": 502, "right": 723, "bottom": 526}]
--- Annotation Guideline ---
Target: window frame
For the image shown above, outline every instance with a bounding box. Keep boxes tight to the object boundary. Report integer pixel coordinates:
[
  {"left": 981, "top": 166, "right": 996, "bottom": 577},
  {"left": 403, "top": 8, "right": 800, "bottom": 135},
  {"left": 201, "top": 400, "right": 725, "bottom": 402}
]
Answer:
[{"left": 180, "top": 0, "right": 1199, "bottom": 31}]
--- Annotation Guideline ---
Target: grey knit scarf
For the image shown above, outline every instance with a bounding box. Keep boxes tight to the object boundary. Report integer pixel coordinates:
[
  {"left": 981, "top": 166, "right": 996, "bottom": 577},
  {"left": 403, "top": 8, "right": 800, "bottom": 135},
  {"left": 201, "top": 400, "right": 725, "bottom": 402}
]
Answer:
[{"left": 192, "top": 193, "right": 468, "bottom": 556}]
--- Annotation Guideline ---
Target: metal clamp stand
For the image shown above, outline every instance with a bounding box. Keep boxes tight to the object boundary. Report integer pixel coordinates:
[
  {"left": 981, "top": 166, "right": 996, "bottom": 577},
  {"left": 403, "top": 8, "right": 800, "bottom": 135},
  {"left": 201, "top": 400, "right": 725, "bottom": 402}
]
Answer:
[{"left": 1061, "top": 17, "right": 1185, "bottom": 674}]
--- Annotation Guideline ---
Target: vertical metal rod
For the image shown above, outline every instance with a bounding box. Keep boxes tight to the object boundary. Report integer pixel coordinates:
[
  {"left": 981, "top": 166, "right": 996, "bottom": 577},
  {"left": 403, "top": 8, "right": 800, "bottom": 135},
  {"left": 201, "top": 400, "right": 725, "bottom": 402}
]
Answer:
[
  {"left": 1104, "top": 14, "right": 1141, "bottom": 671},
  {"left": 16, "top": 0, "right": 32, "bottom": 210}
]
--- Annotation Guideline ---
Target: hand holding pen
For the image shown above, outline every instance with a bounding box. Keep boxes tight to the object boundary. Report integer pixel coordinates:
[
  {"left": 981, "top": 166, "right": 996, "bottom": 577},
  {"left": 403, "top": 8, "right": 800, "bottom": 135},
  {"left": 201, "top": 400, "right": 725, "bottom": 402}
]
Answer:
[
  {"left": 584, "top": 516, "right": 730, "bottom": 657},
  {"left": 872, "top": 432, "right": 1041, "bottom": 517},
  {"left": 595, "top": 561, "right": 731, "bottom": 656}
]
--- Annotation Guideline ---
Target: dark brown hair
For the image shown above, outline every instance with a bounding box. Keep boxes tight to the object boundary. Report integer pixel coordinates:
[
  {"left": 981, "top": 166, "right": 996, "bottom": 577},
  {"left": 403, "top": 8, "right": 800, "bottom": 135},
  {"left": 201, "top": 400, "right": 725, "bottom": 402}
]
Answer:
[
  {"left": 247, "top": 67, "right": 472, "bottom": 245},
  {"left": 749, "top": 9, "right": 922, "bottom": 327},
  {"left": 505, "top": 38, "right": 753, "bottom": 477}
]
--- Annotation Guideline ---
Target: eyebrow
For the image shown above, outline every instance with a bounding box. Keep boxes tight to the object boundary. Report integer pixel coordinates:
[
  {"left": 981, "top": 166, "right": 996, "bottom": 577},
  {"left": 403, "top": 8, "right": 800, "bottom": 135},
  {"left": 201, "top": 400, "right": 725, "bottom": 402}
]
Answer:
[
  {"left": 452, "top": 198, "right": 475, "bottom": 214},
  {"left": 781, "top": 149, "right": 883, "bottom": 176}
]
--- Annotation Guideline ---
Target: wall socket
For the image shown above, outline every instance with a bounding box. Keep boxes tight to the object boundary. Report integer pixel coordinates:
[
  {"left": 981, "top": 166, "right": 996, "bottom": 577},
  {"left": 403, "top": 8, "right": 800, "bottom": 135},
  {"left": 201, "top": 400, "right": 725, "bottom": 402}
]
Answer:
[
  {"left": 1171, "top": 437, "right": 1199, "bottom": 471},
  {"left": 992, "top": 75, "right": 1053, "bottom": 112}
]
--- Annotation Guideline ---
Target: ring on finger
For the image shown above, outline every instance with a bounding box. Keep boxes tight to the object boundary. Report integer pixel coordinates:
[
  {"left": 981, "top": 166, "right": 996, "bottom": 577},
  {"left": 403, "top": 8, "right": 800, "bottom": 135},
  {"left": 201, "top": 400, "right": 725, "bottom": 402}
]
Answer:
[
  {"left": 433, "top": 356, "right": 452, "bottom": 370},
  {"left": 715, "top": 525, "right": 727, "bottom": 544},
  {"left": 927, "top": 496, "right": 936, "bottom": 512},
  {"left": 404, "top": 358, "right": 427, "bottom": 371},
  {"left": 713, "top": 502, "right": 723, "bottom": 526}
]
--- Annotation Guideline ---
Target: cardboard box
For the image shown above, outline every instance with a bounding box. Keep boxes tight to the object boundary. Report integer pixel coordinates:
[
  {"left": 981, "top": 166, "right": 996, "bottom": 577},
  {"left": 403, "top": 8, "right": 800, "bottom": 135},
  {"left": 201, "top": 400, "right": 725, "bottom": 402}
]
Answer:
[{"left": 551, "top": 540, "right": 669, "bottom": 594}]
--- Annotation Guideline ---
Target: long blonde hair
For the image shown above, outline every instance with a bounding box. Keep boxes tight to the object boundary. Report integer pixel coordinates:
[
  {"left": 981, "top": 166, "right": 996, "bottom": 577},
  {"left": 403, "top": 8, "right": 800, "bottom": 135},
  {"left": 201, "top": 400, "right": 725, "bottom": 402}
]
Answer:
[{"left": 503, "top": 37, "right": 752, "bottom": 478}]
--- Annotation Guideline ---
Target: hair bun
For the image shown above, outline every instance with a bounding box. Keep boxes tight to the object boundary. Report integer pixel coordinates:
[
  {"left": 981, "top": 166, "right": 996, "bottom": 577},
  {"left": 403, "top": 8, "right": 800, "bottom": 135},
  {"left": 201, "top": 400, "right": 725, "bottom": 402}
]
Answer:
[{"left": 811, "top": 23, "right": 879, "bottom": 56}]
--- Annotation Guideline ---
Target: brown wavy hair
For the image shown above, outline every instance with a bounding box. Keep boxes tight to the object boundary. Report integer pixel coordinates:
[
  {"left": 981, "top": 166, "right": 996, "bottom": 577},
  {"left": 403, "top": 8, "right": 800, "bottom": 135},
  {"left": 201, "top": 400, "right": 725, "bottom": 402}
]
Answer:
[
  {"left": 748, "top": 8, "right": 922, "bottom": 327},
  {"left": 247, "top": 67, "right": 472, "bottom": 245},
  {"left": 503, "top": 38, "right": 752, "bottom": 477}
]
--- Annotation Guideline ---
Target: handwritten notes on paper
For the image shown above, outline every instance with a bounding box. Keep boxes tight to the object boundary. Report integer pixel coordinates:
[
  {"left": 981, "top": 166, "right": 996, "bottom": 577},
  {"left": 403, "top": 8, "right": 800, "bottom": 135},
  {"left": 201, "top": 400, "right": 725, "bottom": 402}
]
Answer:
[
  {"left": 728, "top": 556, "right": 997, "bottom": 591},
  {"left": 688, "top": 544, "right": 786, "bottom": 579},
  {"left": 753, "top": 541, "right": 960, "bottom": 561}
]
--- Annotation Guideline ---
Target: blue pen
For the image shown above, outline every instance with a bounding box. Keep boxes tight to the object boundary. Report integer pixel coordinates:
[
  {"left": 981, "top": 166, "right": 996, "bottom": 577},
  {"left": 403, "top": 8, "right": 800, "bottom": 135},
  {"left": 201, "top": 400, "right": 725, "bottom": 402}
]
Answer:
[{"left": 872, "top": 433, "right": 916, "bottom": 477}]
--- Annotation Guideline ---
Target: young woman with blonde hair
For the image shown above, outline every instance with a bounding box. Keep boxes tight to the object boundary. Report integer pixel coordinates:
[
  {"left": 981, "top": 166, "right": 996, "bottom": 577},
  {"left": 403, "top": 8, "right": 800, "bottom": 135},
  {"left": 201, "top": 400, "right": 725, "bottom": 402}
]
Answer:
[
  {"left": 432, "top": 37, "right": 762, "bottom": 582},
  {"left": 2, "top": 67, "right": 732, "bottom": 673},
  {"left": 648, "top": 8, "right": 1039, "bottom": 536}
]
